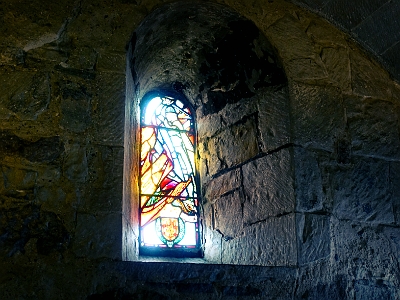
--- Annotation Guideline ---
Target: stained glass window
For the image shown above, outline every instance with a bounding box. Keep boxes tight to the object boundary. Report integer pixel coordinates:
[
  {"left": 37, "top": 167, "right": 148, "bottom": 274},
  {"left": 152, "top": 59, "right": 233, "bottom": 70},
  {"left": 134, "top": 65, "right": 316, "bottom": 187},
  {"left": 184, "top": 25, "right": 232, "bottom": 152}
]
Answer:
[{"left": 139, "top": 94, "right": 201, "bottom": 256}]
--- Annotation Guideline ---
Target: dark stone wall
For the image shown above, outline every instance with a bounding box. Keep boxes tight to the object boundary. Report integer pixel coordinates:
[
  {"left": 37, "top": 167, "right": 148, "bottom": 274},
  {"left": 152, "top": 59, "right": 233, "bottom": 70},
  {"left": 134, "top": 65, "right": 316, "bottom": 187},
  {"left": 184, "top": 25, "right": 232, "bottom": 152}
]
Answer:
[
  {"left": 290, "top": 0, "right": 400, "bottom": 81},
  {"left": 1, "top": 0, "right": 399, "bottom": 299}
]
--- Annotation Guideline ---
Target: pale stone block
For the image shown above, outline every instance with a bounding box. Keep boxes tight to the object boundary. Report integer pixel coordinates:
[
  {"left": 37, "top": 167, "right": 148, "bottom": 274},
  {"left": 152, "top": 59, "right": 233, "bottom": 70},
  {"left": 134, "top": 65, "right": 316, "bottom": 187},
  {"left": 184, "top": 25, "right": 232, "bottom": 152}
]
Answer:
[
  {"left": 243, "top": 148, "right": 294, "bottom": 223},
  {"left": 221, "top": 213, "right": 297, "bottom": 266},
  {"left": 214, "top": 190, "right": 243, "bottom": 238},
  {"left": 332, "top": 157, "right": 394, "bottom": 224},
  {"left": 258, "top": 87, "right": 290, "bottom": 152},
  {"left": 204, "top": 167, "right": 241, "bottom": 202},
  {"left": 290, "top": 82, "right": 345, "bottom": 151}
]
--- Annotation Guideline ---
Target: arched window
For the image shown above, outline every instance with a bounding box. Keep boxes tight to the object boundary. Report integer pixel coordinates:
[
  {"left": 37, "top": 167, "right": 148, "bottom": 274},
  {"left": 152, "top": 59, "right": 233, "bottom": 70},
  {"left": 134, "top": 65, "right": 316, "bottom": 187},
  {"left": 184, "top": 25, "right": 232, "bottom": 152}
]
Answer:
[{"left": 139, "top": 93, "right": 201, "bottom": 257}]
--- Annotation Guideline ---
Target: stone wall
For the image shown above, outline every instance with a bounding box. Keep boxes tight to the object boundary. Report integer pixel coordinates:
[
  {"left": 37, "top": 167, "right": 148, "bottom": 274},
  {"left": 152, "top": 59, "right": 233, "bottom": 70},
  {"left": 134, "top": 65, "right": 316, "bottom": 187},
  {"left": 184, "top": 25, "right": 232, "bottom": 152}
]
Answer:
[{"left": 1, "top": 0, "right": 400, "bottom": 299}]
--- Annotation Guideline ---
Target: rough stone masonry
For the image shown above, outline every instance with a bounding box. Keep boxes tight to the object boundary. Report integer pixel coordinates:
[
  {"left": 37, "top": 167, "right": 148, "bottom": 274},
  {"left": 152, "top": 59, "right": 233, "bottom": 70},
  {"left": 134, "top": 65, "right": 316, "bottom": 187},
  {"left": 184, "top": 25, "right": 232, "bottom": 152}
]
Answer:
[{"left": 1, "top": 0, "right": 400, "bottom": 299}]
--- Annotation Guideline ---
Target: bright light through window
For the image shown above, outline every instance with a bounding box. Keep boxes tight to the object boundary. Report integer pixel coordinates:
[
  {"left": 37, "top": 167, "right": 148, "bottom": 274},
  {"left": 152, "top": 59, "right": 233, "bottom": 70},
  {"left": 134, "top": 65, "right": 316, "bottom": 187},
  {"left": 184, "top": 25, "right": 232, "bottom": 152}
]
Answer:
[{"left": 139, "top": 94, "right": 201, "bottom": 256}]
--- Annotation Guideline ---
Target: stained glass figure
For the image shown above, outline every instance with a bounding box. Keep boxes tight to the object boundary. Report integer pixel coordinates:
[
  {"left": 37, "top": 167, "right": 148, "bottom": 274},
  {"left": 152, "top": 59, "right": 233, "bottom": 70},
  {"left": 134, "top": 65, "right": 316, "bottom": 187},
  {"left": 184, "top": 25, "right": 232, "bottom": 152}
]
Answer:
[{"left": 139, "top": 95, "right": 200, "bottom": 254}]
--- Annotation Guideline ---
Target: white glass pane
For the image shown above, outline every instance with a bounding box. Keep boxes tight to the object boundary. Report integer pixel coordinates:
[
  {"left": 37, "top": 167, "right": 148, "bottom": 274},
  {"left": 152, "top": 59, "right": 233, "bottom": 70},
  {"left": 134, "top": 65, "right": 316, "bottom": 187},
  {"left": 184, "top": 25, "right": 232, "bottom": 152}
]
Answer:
[
  {"left": 178, "top": 222, "right": 196, "bottom": 246},
  {"left": 142, "top": 221, "right": 161, "bottom": 245}
]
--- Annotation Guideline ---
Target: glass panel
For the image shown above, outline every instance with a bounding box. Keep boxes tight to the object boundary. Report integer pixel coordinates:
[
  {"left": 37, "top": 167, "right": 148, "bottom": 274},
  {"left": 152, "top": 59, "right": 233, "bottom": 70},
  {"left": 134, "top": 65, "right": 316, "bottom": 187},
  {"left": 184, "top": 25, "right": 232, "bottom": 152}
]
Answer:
[{"left": 139, "top": 95, "right": 199, "bottom": 251}]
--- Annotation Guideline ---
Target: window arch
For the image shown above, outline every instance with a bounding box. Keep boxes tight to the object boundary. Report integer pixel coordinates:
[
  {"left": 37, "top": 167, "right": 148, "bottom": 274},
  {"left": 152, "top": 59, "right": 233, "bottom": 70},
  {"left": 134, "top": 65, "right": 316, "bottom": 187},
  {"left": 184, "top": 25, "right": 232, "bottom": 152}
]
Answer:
[
  {"left": 138, "top": 92, "right": 202, "bottom": 257},
  {"left": 123, "top": 1, "right": 291, "bottom": 265}
]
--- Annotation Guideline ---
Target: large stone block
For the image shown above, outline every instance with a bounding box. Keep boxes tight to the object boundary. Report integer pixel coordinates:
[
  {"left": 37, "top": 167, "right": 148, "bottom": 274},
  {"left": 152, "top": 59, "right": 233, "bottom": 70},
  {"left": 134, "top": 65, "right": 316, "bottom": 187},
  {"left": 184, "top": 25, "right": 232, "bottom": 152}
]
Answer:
[
  {"left": 59, "top": 79, "right": 93, "bottom": 133},
  {"left": 291, "top": 82, "right": 345, "bottom": 151},
  {"left": 294, "top": 147, "right": 326, "bottom": 212},
  {"left": 214, "top": 190, "right": 243, "bottom": 238},
  {"left": 63, "top": 143, "right": 88, "bottom": 183},
  {"left": 242, "top": 148, "right": 294, "bottom": 223},
  {"left": 320, "top": 46, "right": 351, "bottom": 92},
  {"left": 204, "top": 167, "right": 241, "bottom": 202},
  {"left": 197, "top": 113, "right": 223, "bottom": 139},
  {"left": 0, "top": 71, "right": 50, "bottom": 120},
  {"left": 331, "top": 218, "right": 400, "bottom": 284},
  {"left": 354, "top": 280, "right": 397, "bottom": 300},
  {"left": 350, "top": 47, "right": 393, "bottom": 99},
  {"left": 73, "top": 212, "right": 122, "bottom": 260},
  {"left": 391, "top": 162, "right": 400, "bottom": 225},
  {"left": 305, "top": 16, "right": 348, "bottom": 47},
  {"left": 0, "top": 131, "right": 64, "bottom": 163},
  {"left": 220, "top": 96, "right": 258, "bottom": 128},
  {"left": 92, "top": 72, "right": 125, "bottom": 145},
  {"left": 67, "top": 46, "right": 98, "bottom": 71},
  {"left": 80, "top": 145, "right": 123, "bottom": 213},
  {"left": 297, "top": 213, "right": 330, "bottom": 265},
  {"left": 203, "top": 228, "right": 222, "bottom": 264},
  {"left": 221, "top": 213, "right": 297, "bottom": 266},
  {"left": 215, "top": 117, "right": 259, "bottom": 168},
  {"left": 332, "top": 157, "right": 394, "bottom": 224},
  {"left": 96, "top": 50, "right": 126, "bottom": 73},
  {"left": 344, "top": 96, "right": 400, "bottom": 159},
  {"left": 1, "top": 165, "right": 37, "bottom": 200},
  {"left": 258, "top": 87, "right": 291, "bottom": 152},
  {"left": 266, "top": 14, "right": 315, "bottom": 61},
  {"left": 202, "top": 136, "right": 223, "bottom": 177},
  {"left": 285, "top": 57, "right": 328, "bottom": 82}
]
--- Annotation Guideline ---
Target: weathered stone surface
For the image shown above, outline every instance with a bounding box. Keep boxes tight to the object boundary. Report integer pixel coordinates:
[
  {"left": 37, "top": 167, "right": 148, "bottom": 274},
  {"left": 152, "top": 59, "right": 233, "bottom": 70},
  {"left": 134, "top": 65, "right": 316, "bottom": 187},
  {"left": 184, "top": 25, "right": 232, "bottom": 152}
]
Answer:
[
  {"left": 350, "top": 46, "right": 393, "bottom": 99},
  {"left": 383, "top": 41, "right": 400, "bottom": 84},
  {"left": 81, "top": 146, "right": 123, "bottom": 213},
  {"left": 0, "top": 0, "right": 72, "bottom": 52},
  {"left": 382, "top": 226, "right": 400, "bottom": 262},
  {"left": 203, "top": 228, "right": 222, "bottom": 264},
  {"left": 390, "top": 162, "right": 400, "bottom": 225},
  {"left": 201, "top": 136, "right": 223, "bottom": 177},
  {"left": 332, "top": 157, "right": 394, "bottom": 224},
  {"left": 92, "top": 72, "right": 125, "bottom": 145},
  {"left": 243, "top": 148, "right": 294, "bottom": 223},
  {"left": 0, "top": 200, "right": 70, "bottom": 257},
  {"left": 297, "top": 270, "right": 349, "bottom": 299},
  {"left": 286, "top": 56, "right": 328, "bottom": 82},
  {"left": 321, "top": 46, "right": 351, "bottom": 91},
  {"left": 66, "top": 0, "right": 146, "bottom": 51},
  {"left": 221, "top": 213, "right": 297, "bottom": 266},
  {"left": 197, "top": 113, "right": 222, "bottom": 139},
  {"left": 0, "top": 71, "right": 50, "bottom": 120},
  {"left": 7, "top": 72, "right": 51, "bottom": 120},
  {"left": 67, "top": 46, "right": 98, "bottom": 71},
  {"left": 1, "top": 166, "right": 36, "bottom": 200},
  {"left": 0, "top": 131, "right": 63, "bottom": 163},
  {"left": 204, "top": 167, "right": 241, "bottom": 202},
  {"left": 73, "top": 212, "right": 122, "bottom": 260},
  {"left": 214, "top": 190, "right": 243, "bottom": 238},
  {"left": 354, "top": 280, "right": 397, "bottom": 300},
  {"left": 220, "top": 96, "right": 258, "bottom": 127},
  {"left": 258, "top": 87, "right": 290, "bottom": 152},
  {"left": 291, "top": 82, "right": 345, "bottom": 150},
  {"left": 331, "top": 218, "right": 400, "bottom": 287},
  {"left": 96, "top": 50, "right": 126, "bottom": 73},
  {"left": 305, "top": 16, "right": 347, "bottom": 48},
  {"left": 344, "top": 96, "right": 400, "bottom": 159},
  {"left": 59, "top": 79, "right": 92, "bottom": 133},
  {"left": 214, "top": 117, "right": 259, "bottom": 168},
  {"left": 294, "top": 147, "right": 325, "bottom": 212},
  {"left": 63, "top": 143, "right": 88, "bottom": 183},
  {"left": 297, "top": 213, "right": 330, "bottom": 265},
  {"left": 266, "top": 14, "right": 315, "bottom": 61},
  {"left": 0, "top": 0, "right": 399, "bottom": 298}
]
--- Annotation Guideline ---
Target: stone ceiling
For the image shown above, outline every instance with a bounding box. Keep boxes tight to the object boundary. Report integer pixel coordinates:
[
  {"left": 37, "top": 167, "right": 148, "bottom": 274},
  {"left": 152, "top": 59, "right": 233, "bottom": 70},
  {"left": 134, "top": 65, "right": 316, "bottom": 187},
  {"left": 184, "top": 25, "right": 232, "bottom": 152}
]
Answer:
[{"left": 289, "top": 0, "right": 400, "bottom": 82}]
